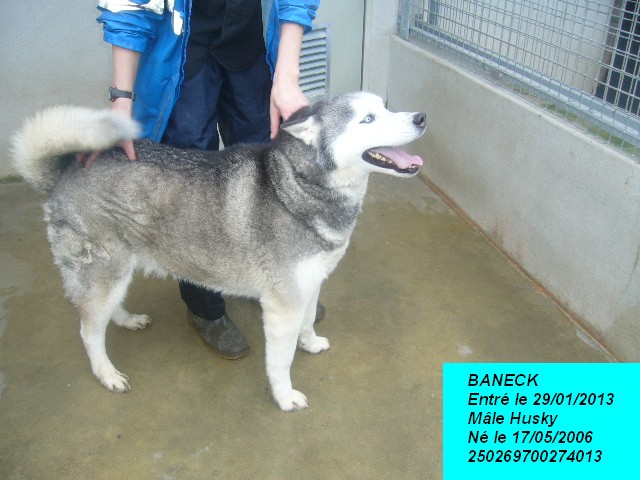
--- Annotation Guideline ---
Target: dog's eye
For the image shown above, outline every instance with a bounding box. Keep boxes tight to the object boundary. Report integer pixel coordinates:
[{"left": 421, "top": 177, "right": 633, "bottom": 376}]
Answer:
[{"left": 360, "top": 114, "right": 375, "bottom": 124}]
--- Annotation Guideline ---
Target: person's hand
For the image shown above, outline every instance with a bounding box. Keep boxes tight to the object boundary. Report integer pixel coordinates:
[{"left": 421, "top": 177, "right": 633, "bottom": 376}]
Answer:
[
  {"left": 76, "top": 97, "right": 136, "bottom": 168},
  {"left": 269, "top": 23, "right": 307, "bottom": 139},
  {"left": 111, "top": 97, "right": 137, "bottom": 160},
  {"left": 270, "top": 76, "right": 308, "bottom": 139}
]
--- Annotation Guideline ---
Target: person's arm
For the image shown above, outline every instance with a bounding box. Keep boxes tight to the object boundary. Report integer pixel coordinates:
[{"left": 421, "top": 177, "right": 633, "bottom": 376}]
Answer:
[
  {"left": 111, "top": 45, "right": 141, "bottom": 160},
  {"left": 96, "top": 4, "right": 163, "bottom": 162},
  {"left": 269, "top": 22, "right": 308, "bottom": 139}
]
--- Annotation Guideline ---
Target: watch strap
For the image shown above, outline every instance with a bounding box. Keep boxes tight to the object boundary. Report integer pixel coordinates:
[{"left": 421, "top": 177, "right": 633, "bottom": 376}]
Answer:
[{"left": 108, "top": 87, "right": 136, "bottom": 102}]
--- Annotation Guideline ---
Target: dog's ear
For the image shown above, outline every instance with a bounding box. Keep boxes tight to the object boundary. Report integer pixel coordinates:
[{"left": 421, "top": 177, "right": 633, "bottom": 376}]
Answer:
[{"left": 280, "top": 116, "right": 320, "bottom": 147}]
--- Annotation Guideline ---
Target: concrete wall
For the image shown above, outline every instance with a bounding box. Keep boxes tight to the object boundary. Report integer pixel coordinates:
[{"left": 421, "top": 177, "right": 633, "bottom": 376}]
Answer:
[
  {"left": 0, "top": 0, "right": 362, "bottom": 178},
  {"left": 387, "top": 36, "right": 640, "bottom": 361},
  {"left": 0, "top": 2, "right": 111, "bottom": 177},
  {"left": 315, "top": 1, "right": 364, "bottom": 95},
  {"left": 361, "top": 0, "right": 398, "bottom": 99}
]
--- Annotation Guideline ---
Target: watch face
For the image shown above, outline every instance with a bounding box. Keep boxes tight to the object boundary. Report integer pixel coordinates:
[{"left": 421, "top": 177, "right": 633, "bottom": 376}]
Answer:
[{"left": 108, "top": 87, "right": 119, "bottom": 101}]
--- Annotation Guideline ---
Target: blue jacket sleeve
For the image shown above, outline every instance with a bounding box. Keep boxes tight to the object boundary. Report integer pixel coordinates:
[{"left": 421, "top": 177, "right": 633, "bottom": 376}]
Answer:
[
  {"left": 97, "top": 7, "right": 164, "bottom": 53},
  {"left": 264, "top": 0, "right": 321, "bottom": 75},
  {"left": 277, "top": 0, "right": 319, "bottom": 33}
]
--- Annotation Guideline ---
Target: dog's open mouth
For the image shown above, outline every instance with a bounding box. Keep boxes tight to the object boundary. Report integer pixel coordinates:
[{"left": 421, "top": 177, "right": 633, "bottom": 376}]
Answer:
[{"left": 362, "top": 147, "right": 423, "bottom": 174}]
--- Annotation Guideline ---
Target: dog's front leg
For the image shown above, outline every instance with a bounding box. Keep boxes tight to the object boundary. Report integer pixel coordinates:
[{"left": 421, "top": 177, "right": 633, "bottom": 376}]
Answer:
[
  {"left": 297, "top": 286, "right": 330, "bottom": 354},
  {"left": 261, "top": 300, "right": 308, "bottom": 411}
]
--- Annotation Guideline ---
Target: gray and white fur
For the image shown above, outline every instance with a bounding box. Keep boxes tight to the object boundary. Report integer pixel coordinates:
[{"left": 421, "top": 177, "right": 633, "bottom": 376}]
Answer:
[{"left": 11, "top": 92, "right": 426, "bottom": 411}]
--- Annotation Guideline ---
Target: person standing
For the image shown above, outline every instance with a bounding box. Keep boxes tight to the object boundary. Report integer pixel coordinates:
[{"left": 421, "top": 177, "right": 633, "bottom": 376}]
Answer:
[{"left": 97, "top": 0, "right": 322, "bottom": 359}]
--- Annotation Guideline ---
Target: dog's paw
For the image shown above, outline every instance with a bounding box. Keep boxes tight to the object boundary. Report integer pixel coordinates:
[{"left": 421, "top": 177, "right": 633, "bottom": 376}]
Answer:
[
  {"left": 97, "top": 369, "right": 131, "bottom": 393},
  {"left": 275, "top": 389, "right": 309, "bottom": 412},
  {"left": 298, "top": 335, "right": 330, "bottom": 354},
  {"left": 114, "top": 313, "right": 151, "bottom": 330}
]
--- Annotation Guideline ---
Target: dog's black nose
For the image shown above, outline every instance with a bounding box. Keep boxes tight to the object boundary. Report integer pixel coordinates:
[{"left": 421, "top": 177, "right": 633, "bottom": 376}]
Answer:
[{"left": 413, "top": 112, "right": 426, "bottom": 127}]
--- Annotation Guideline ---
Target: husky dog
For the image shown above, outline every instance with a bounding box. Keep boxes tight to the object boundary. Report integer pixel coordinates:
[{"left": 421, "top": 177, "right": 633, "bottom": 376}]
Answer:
[{"left": 11, "top": 92, "right": 426, "bottom": 411}]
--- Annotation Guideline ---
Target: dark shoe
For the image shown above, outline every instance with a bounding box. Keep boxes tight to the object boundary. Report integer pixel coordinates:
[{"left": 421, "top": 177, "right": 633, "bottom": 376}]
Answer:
[
  {"left": 315, "top": 302, "right": 325, "bottom": 323},
  {"left": 188, "top": 311, "right": 249, "bottom": 360}
]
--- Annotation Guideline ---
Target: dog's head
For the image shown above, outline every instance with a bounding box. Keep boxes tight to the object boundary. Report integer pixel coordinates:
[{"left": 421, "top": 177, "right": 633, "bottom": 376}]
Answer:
[{"left": 281, "top": 92, "right": 426, "bottom": 183}]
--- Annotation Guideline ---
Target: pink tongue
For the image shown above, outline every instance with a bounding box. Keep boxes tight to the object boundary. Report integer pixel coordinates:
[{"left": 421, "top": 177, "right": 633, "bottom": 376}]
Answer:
[{"left": 372, "top": 147, "right": 423, "bottom": 169}]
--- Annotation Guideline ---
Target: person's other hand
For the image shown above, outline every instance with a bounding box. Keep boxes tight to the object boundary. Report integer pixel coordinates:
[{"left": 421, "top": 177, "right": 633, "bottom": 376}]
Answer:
[
  {"left": 76, "top": 98, "right": 137, "bottom": 168},
  {"left": 111, "top": 97, "right": 137, "bottom": 160}
]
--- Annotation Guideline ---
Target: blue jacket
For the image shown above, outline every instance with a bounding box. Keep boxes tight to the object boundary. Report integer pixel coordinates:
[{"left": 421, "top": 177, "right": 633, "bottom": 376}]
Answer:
[{"left": 97, "top": 0, "right": 318, "bottom": 141}]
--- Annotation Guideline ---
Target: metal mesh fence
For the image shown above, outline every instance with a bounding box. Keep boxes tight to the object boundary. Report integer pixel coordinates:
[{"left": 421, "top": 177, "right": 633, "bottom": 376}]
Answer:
[{"left": 399, "top": 0, "right": 640, "bottom": 160}]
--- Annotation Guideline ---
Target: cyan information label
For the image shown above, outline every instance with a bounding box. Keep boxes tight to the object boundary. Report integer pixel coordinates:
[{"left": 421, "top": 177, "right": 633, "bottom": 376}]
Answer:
[{"left": 443, "top": 363, "right": 639, "bottom": 479}]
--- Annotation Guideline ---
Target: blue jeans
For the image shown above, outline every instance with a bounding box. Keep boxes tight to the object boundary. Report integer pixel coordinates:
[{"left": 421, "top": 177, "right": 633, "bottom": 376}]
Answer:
[{"left": 163, "top": 55, "right": 272, "bottom": 320}]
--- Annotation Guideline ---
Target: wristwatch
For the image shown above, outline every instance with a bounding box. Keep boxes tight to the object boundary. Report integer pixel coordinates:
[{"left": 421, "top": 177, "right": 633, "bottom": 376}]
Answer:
[{"left": 108, "top": 86, "right": 136, "bottom": 102}]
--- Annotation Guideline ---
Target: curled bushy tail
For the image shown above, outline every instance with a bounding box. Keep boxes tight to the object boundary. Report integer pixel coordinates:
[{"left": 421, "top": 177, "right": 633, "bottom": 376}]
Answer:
[{"left": 11, "top": 105, "right": 140, "bottom": 192}]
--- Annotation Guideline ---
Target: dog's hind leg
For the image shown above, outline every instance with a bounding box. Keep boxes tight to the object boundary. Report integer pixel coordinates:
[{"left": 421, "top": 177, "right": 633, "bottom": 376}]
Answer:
[
  {"left": 76, "top": 264, "right": 135, "bottom": 392},
  {"left": 46, "top": 212, "right": 139, "bottom": 392},
  {"left": 261, "top": 295, "right": 309, "bottom": 412}
]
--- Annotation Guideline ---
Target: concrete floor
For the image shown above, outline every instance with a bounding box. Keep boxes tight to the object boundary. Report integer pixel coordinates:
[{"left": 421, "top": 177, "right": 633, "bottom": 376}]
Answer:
[{"left": 0, "top": 174, "right": 609, "bottom": 479}]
